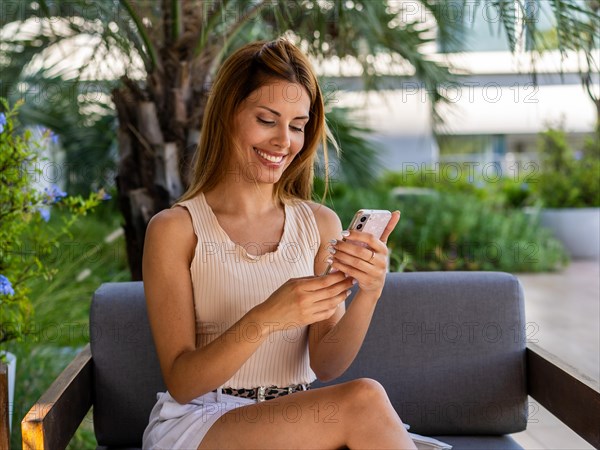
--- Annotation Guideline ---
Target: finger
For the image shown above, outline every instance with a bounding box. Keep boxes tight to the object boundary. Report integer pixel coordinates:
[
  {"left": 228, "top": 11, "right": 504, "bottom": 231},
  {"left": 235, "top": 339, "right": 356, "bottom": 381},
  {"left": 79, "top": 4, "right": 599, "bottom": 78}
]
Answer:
[
  {"left": 332, "top": 248, "right": 384, "bottom": 274},
  {"left": 331, "top": 241, "right": 388, "bottom": 270},
  {"left": 342, "top": 230, "right": 388, "bottom": 253},
  {"left": 331, "top": 259, "right": 385, "bottom": 293},
  {"left": 332, "top": 239, "right": 385, "bottom": 263},
  {"left": 307, "top": 275, "right": 354, "bottom": 303},
  {"left": 320, "top": 277, "right": 355, "bottom": 299},
  {"left": 304, "top": 271, "right": 347, "bottom": 291},
  {"left": 330, "top": 259, "right": 370, "bottom": 283},
  {"left": 313, "top": 289, "right": 351, "bottom": 314},
  {"left": 380, "top": 210, "right": 401, "bottom": 243}
]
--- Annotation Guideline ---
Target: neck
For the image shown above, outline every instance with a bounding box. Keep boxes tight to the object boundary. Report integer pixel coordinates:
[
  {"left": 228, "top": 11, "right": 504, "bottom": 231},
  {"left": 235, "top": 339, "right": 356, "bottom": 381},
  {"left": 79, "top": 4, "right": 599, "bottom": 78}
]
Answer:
[{"left": 204, "top": 181, "right": 281, "bottom": 217}]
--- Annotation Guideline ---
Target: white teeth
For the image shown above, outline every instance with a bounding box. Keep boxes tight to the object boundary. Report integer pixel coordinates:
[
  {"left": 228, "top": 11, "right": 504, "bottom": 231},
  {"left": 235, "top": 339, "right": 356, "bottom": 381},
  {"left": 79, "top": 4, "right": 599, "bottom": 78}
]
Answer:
[{"left": 254, "top": 148, "right": 284, "bottom": 163}]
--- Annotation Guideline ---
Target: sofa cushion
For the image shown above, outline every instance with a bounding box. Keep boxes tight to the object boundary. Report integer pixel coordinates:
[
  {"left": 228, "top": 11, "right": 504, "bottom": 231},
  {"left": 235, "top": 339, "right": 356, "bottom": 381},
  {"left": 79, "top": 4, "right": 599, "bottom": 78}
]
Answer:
[{"left": 315, "top": 271, "right": 527, "bottom": 435}]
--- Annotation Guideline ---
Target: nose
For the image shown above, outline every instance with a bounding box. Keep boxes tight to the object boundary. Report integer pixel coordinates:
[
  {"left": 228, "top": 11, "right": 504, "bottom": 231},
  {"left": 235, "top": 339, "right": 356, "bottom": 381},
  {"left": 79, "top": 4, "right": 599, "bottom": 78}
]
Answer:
[{"left": 271, "top": 124, "right": 291, "bottom": 149}]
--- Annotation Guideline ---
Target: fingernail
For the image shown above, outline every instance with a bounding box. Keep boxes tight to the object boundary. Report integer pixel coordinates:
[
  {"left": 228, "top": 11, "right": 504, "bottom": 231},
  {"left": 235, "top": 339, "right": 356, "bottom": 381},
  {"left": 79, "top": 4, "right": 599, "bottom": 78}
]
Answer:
[
  {"left": 325, "top": 257, "right": 333, "bottom": 264},
  {"left": 328, "top": 246, "right": 336, "bottom": 254},
  {"left": 341, "top": 230, "right": 350, "bottom": 237},
  {"left": 346, "top": 290, "right": 352, "bottom": 296},
  {"left": 328, "top": 239, "right": 337, "bottom": 245},
  {"left": 352, "top": 279, "right": 357, "bottom": 285}
]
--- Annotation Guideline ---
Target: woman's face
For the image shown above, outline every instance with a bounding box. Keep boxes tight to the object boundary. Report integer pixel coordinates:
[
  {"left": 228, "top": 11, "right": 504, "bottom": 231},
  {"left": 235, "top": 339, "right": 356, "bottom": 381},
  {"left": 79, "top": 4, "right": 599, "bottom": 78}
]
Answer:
[{"left": 230, "top": 80, "right": 311, "bottom": 185}]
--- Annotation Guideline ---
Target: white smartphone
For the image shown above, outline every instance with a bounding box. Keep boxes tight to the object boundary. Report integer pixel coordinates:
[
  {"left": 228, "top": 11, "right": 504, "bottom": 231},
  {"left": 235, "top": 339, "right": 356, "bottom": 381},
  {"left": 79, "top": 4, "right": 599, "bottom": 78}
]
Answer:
[{"left": 322, "top": 209, "right": 396, "bottom": 275}]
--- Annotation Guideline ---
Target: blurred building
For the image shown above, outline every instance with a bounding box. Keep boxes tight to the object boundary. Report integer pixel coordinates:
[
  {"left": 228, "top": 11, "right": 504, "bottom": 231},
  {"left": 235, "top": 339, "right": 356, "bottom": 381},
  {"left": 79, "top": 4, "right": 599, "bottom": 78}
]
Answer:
[{"left": 324, "top": 1, "right": 599, "bottom": 178}]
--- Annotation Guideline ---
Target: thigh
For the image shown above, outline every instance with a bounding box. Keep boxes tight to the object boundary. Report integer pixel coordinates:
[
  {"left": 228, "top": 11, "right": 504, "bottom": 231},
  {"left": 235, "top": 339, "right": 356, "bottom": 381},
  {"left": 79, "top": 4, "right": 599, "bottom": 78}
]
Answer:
[{"left": 198, "top": 383, "right": 352, "bottom": 450}]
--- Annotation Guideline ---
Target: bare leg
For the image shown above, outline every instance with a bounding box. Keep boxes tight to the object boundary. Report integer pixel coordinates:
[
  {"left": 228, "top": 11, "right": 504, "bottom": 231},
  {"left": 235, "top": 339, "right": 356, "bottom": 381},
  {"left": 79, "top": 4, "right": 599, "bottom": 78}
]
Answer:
[{"left": 198, "top": 378, "right": 416, "bottom": 449}]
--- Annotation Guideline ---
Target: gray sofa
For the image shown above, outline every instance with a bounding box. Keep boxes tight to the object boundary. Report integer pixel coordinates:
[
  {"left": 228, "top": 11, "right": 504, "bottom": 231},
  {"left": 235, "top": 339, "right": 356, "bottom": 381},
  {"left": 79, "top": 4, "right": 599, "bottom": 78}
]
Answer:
[{"left": 21, "top": 272, "right": 600, "bottom": 449}]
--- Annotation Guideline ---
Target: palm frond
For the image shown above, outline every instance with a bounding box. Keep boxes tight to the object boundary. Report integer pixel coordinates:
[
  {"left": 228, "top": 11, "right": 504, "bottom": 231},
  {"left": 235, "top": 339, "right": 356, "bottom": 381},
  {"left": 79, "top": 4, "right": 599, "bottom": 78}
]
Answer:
[
  {"left": 325, "top": 107, "right": 383, "bottom": 186},
  {"left": 194, "top": 0, "right": 232, "bottom": 56},
  {"left": 495, "top": 0, "right": 519, "bottom": 51},
  {"left": 13, "top": 77, "right": 118, "bottom": 195},
  {"left": 119, "top": 0, "right": 161, "bottom": 72},
  {"left": 2, "top": 0, "right": 597, "bottom": 196}
]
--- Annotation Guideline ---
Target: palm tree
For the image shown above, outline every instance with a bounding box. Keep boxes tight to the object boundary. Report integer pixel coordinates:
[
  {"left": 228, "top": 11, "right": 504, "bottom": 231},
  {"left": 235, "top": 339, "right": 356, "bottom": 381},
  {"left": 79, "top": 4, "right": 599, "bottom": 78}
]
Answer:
[{"left": 1, "top": 0, "right": 597, "bottom": 280}]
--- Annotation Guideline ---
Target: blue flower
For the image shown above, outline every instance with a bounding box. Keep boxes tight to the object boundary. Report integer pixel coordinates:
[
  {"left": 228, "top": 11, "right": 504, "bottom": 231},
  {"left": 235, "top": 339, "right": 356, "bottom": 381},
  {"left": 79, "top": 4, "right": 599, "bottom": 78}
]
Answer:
[
  {"left": 39, "top": 207, "right": 51, "bottom": 222},
  {"left": 520, "top": 182, "right": 529, "bottom": 191},
  {"left": 0, "top": 275, "right": 15, "bottom": 296},
  {"left": 0, "top": 112, "right": 6, "bottom": 133},
  {"left": 96, "top": 188, "right": 112, "bottom": 201},
  {"left": 43, "top": 184, "right": 67, "bottom": 204},
  {"left": 49, "top": 130, "right": 59, "bottom": 144}
]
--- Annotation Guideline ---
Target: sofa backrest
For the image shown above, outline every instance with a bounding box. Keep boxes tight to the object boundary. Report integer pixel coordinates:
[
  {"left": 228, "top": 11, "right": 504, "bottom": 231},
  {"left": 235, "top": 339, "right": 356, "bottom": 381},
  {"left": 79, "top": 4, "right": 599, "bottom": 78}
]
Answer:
[
  {"left": 315, "top": 271, "right": 527, "bottom": 435},
  {"left": 90, "top": 272, "right": 527, "bottom": 447},
  {"left": 90, "top": 281, "right": 163, "bottom": 448}
]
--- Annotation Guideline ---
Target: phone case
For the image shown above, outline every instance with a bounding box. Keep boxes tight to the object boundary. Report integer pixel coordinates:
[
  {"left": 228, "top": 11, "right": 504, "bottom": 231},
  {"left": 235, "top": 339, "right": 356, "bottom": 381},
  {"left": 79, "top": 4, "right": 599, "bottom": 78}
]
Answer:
[
  {"left": 347, "top": 209, "right": 393, "bottom": 246},
  {"left": 322, "top": 209, "right": 394, "bottom": 275}
]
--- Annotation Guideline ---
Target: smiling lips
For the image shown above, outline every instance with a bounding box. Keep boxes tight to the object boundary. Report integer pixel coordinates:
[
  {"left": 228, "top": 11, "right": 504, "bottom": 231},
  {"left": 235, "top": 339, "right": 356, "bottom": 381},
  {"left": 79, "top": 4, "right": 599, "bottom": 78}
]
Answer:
[{"left": 253, "top": 147, "right": 285, "bottom": 164}]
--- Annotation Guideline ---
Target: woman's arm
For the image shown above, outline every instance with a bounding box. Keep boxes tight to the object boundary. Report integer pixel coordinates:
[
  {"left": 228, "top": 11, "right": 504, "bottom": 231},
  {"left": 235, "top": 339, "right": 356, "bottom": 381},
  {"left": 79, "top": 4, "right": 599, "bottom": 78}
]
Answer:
[
  {"left": 143, "top": 208, "right": 270, "bottom": 403},
  {"left": 307, "top": 203, "right": 400, "bottom": 381},
  {"left": 144, "top": 206, "right": 352, "bottom": 404}
]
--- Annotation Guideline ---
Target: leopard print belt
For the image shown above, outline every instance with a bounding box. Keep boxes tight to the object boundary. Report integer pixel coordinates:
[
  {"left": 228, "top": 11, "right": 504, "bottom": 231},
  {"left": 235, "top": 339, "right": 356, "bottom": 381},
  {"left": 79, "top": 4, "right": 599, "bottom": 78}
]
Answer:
[{"left": 220, "top": 384, "right": 311, "bottom": 402}]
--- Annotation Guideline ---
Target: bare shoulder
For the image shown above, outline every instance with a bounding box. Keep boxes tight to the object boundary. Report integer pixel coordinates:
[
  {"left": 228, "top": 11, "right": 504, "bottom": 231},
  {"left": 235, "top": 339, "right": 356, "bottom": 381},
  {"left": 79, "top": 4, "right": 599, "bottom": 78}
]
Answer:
[
  {"left": 148, "top": 205, "right": 193, "bottom": 232},
  {"left": 305, "top": 201, "right": 342, "bottom": 238},
  {"left": 145, "top": 205, "right": 196, "bottom": 262},
  {"left": 148, "top": 206, "right": 194, "bottom": 236}
]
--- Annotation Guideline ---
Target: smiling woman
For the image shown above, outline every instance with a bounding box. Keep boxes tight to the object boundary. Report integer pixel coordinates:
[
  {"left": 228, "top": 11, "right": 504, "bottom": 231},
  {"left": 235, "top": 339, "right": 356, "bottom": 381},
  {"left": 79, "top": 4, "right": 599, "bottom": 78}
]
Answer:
[
  {"left": 178, "top": 39, "right": 329, "bottom": 204},
  {"left": 231, "top": 81, "right": 310, "bottom": 182},
  {"left": 140, "top": 38, "right": 411, "bottom": 450}
]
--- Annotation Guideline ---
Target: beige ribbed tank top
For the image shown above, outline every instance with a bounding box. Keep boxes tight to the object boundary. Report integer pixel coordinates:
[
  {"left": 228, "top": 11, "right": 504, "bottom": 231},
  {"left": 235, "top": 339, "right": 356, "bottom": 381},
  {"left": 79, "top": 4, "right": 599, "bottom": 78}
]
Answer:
[{"left": 176, "top": 192, "right": 320, "bottom": 388}]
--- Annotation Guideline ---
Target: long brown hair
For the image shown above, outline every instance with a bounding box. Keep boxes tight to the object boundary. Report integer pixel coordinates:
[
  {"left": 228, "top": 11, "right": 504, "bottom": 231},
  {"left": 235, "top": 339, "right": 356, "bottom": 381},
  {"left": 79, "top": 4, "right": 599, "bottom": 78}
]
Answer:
[{"left": 176, "top": 38, "right": 332, "bottom": 204}]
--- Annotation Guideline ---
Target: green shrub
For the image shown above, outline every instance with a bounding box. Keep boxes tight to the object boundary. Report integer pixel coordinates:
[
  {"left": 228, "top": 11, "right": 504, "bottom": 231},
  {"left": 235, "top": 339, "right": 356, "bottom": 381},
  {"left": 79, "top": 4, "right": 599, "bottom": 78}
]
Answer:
[
  {"left": 496, "top": 177, "right": 534, "bottom": 209},
  {"left": 7, "top": 210, "right": 129, "bottom": 449},
  {"left": 315, "top": 176, "right": 568, "bottom": 273},
  {"left": 1, "top": 99, "right": 108, "bottom": 345},
  {"left": 380, "top": 164, "right": 494, "bottom": 201},
  {"left": 1, "top": 99, "right": 119, "bottom": 448},
  {"left": 393, "top": 191, "right": 568, "bottom": 272},
  {"left": 533, "top": 127, "right": 600, "bottom": 208}
]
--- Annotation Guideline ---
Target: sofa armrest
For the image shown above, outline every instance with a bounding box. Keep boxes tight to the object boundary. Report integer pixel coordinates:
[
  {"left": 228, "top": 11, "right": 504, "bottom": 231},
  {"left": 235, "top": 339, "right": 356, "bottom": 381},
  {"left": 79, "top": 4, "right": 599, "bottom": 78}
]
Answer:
[
  {"left": 526, "top": 343, "right": 600, "bottom": 448},
  {"left": 22, "top": 344, "right": 93, "bottom": 450}
]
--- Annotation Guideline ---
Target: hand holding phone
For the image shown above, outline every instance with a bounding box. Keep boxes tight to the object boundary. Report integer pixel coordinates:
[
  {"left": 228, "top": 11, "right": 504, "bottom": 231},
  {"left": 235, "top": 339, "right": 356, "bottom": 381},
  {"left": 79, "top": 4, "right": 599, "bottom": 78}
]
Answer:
[{"left": 322, "top": 209, "right": 396, "bottom": 275}]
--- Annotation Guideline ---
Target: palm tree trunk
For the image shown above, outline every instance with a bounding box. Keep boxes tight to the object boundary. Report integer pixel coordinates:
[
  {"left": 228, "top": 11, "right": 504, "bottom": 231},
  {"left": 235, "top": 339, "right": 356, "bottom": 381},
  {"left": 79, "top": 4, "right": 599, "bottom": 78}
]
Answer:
[
  {"left": 113, "top": 86, "right": 181, "bottom": 279},
  {"left": 112, "top": 65, "right": 209, "bottom": 280}
]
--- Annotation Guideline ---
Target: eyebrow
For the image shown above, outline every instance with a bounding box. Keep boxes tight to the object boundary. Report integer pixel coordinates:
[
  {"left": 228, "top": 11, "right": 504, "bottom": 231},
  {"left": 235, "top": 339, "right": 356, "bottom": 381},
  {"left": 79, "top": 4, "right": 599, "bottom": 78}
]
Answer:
[{"left": 257, "top": 105, "right": 309, "bottom": 120}]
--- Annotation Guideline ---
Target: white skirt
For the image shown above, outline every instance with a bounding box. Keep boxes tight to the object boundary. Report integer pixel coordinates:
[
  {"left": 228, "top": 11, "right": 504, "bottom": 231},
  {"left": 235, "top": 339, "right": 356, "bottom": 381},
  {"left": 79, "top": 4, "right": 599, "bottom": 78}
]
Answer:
[{"left": 142, "top": 390, "right": 256, "bottom": 450}]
